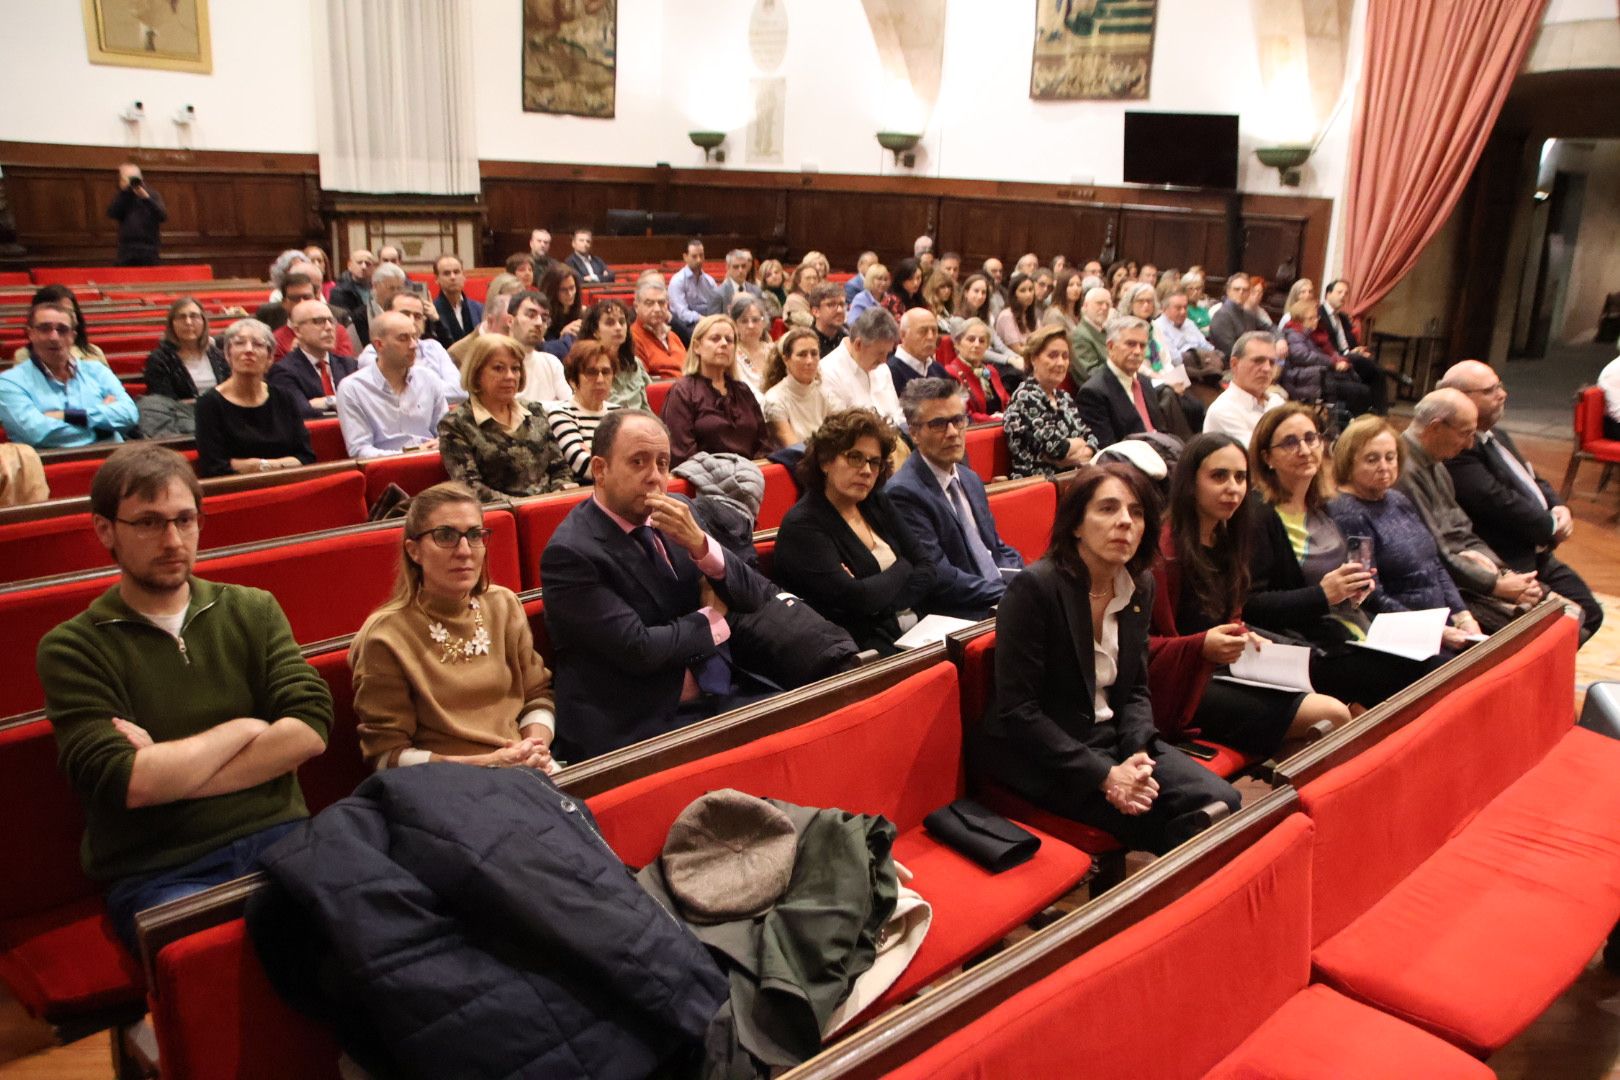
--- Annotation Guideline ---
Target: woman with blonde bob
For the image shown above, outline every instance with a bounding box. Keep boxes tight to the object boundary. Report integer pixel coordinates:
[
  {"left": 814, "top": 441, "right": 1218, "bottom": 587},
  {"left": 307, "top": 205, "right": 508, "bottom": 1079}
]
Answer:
[
  {"left": 352, "top": 481, "right": 557, "bottom": 772},
  {"left": 437, "top": 333, "right": 573, "bottom": 500},
  {"left": 660, "top": 313, "right": 771, "bottom": 465}
]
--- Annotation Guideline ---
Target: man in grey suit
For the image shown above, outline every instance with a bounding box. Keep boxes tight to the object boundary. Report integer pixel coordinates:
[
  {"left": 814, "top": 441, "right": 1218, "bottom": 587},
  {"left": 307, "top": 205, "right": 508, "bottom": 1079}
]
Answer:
[{"left": 541, "top": 411, "right": 776, "bottom": 760}]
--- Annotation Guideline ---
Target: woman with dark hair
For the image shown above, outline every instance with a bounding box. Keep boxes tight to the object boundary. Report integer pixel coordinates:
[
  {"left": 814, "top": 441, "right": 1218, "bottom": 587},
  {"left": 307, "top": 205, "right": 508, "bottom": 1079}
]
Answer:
[
  {"left": 976, "top": 463, "right": 1241, "bottom": 855},
  {"left": 1041, "top": 269, "right": 1085, "bottom": 336},
  {"left": 922, "top": 269, "right": 957, "bottom": 322},
  {"left": 774, "top": 408, "right": 942, "bottom": 655},
  {"left": 504, "top": 252, "right": 536, "bottom": 289},
  {"left": 582, "top": 299, "right": 650, "bottom": 410},
  {"left": 948, "top": 272, "right": 1015, "bottom": 365},
  {"left": 538, "top": 264, "right": 586, "bottom": 342},
  {"left": 1151, "top": 434, "right": 1349, "bottom": 756},
  {"left": 144, "top": 297, "right": 230, "bottom": 402},
  {"left": 761, "top": 326, "right": 828, "bottom": 446},
  {"left": 890, "top": 257, "right": 925, "bottom": 313},
  {"left": 352, "top": 481, "right": 556, "bottom": 772},
  {"left": 995, "top": 272, "right": 1040, "bottom": 358},
  {"left": 545, "top": 340, "right": 621, "bottom": 483}
]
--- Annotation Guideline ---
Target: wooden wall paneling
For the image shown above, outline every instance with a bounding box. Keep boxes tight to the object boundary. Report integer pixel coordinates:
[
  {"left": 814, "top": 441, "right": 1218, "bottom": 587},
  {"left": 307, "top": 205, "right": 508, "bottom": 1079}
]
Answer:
[
  {"left": 1239, "top": 215, "right": 1306, "bottom": 287},
  {"left": 1118, "top": 207, "right": 1228, "bottom": 272},
  {"left": 785, "top": 189, "right": 936, "bottom": 268},
  {"left": 937, "top": 198, "right": 1115, "bottom": 273}
]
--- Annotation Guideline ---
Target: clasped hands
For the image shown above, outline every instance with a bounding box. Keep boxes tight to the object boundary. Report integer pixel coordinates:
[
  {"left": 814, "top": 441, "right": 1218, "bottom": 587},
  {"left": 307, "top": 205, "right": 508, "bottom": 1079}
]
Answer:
[
  {"left": 477, "top": 736, "right": 556, "bottom": 774},
  {"left": 1101, "top": 751, "right": 1159, "bottom": 816}
]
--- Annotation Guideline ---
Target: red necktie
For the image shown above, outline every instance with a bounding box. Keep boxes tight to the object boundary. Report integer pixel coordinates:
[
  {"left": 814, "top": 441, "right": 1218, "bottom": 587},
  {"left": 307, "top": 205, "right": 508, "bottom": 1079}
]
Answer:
[
  {"left": 316, "top": 356, "right": 335, "bottom": 397},
  {"left": 1130, "top": 377, "right": 1156, "bottom": 433}
]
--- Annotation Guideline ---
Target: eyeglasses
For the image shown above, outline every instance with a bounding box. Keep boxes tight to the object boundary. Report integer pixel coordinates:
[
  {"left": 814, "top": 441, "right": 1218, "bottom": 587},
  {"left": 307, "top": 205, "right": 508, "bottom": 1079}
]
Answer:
[
  {"left": 840, "top": 449, "right": 885, "bottom": 473},
  {"left": 115, "top": 511, "right": 204, "bottom": 538},
  {"left": 31, "top": 323, "right": 74, "bottom": 337},
  {"left": 412, "top": 525, "right": 492, "bottom": 549},
  {"left": 1269, "top": 432, "right": 1322, "bottom": 453},
  {"left": 295, "top": 315, "right": 336, "bottom": 327},
  {"left": 920, "top": 413, "right": 970, "bottom": 433}
]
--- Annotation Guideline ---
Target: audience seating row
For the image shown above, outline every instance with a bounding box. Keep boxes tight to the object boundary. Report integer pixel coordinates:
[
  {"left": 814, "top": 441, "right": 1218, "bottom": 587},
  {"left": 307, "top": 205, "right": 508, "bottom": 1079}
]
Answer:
[{"left": 779, "top": 603, "right": 1619, "bottom": 1078}]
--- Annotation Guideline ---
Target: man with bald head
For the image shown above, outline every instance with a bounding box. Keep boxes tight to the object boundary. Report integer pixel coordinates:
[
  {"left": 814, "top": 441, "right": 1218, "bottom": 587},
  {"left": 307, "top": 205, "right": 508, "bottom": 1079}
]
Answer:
[
  {"left": 330, "top": 249, "right": 377, "bottom": 320},
  {"left": 269, "top": 298, "right": 358, "bottom": 417},
  {"left": 1438, "top": 361, "right": 1602, "bottom": 642},
  {"left": 1069, "top": 286, "right": 1113, "bottom": 380},
  {"left": 335, "top": 310, "right": 447, "bottom": 460},
  {"left": 1399, "top": 388, "right": 1548, "bottom": 632},
  {"left": 887, "top": 307, "right": 943, "bottom": 398}
]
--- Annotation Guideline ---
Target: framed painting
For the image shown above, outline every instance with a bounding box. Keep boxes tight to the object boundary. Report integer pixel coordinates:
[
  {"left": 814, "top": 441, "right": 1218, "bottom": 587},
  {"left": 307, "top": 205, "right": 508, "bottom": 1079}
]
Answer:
[
  {"left": 82, "top": 0, "right": 212, "bottom": 74},
  {"left": 1030, "top": 0, "right": 1156, "bottom": 101},
  {"left": 523, "top": 0, "right": 617, "bottom": 118}
]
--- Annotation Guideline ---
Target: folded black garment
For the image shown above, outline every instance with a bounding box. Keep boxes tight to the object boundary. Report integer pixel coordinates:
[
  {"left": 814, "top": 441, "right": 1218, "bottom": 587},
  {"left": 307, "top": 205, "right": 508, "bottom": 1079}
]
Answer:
[{"left": 923, "top": 799, "right": 1040, "bottom": 873}]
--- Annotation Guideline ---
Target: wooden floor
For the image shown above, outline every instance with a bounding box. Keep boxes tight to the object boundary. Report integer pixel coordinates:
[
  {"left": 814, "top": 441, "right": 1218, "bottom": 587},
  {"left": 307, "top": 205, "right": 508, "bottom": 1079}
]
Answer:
[{"left": 2, "top": 432, "right": 1617, "bottom": 1078}]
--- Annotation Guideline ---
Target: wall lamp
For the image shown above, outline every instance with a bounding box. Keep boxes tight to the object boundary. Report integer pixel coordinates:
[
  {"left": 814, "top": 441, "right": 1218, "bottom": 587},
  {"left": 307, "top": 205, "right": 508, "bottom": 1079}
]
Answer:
[
  {"left": 1255, "top": 145, "right": 1312, "bottom": 187},
  {"left": 688, "top": 131, "right": 726, "bottom": 164},
  {"left": 876, "top": 131, "right": 922, "bottom": 169}
]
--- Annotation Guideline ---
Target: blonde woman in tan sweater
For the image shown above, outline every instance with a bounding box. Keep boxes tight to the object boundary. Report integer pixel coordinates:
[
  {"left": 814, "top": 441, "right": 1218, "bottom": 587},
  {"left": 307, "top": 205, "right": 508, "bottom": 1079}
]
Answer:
[{"left": 352, "top": 482, "right": 558, "bottom": 772}]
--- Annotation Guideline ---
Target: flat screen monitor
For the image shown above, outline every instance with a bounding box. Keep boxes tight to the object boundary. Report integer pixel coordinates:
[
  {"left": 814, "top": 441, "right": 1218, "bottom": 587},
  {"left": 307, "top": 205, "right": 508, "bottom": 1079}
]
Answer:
[{"left": 1122, "top": 112, "right": 1240, "bottom": 190}]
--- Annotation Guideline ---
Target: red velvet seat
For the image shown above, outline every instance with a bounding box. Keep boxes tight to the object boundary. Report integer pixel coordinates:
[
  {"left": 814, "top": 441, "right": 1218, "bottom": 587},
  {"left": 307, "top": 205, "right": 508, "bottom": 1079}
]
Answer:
[
  {"left": 646, "top": 378, "right": 676, "bottom": 416},
  {"left": 755, "top": 461, "right": 797, "bottom": 531},
  {"left": 0, "top": 470, "right": 370, "bottom": 585},
  {"left": 985, "top": 479, "right": 1055, "bottom": 563},
  {"left": 32, "top": 264, "right": 213, "bottom": 286},
  {"left": 1559, "top": 385, "right": 1620, "bottom": 503},
  {"left": 0, "top": 719, "right": 143, "bottom": 1024},
  {"left": 359, "top": 452, "right": 448, "bottom": 502},
  {"left": 964, "top": 423, "right": 1008, "bottom": 483},
  {"left": 587, "top": 663, "right": 1092, "bottom": 1016},
  {"left": 885, "top": 815, "right": 1491, "bottom": 1080},
  {"left": 514, "top": 488, "right": 594, "bottom": 589},
  {"left": 305, "top": 418, "right": 347, "bottom": 462},
  {"left": 1299, "top": 617, "right": 1617, "bottom": 1055},
  {"left": 42, "top": 448, "right": 197, "bottom": 501}
]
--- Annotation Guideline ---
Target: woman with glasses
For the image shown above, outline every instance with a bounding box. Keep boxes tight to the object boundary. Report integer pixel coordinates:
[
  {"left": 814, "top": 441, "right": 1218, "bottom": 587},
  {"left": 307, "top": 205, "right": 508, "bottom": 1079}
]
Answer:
[
  {"left": 352, "top": 482, "right": 557, "bottom": 773},
  {"left": 1247, "top": 403, "right": 1437, "bottom": 706},
  {"left": 194, "top": 318, "right": 315, "bottom": 477},
  {"left": 1003, "top": 326, "right": 1098, "bottom": 478},
  {"left": 142, "top": 298, "right": 231, "bottom": 436},
  {"left": 438, "top": 334, "right": 574, "bottom": 500},
  {"left": 545, "top": 340, "right": 620, "bottom": 484},
  {"left": 774, "top": 408, "right": 944, "bottom": 655}
]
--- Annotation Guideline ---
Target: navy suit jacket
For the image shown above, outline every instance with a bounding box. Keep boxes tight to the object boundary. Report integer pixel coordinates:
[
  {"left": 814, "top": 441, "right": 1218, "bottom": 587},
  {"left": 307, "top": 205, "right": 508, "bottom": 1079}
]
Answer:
[
  {"left": 1077, "top": 366, "right": 1166, "bottom": 447},
  {"left": 566, "top": 252, "right": 615, "bottom": 283},
  {"left": 434, "top": 293, "right": 483, "bottom": 344},
  {"left": 267, "top": 348, "right": 358, "bottom": 417},
  {"left": 886, "top": 453, "right": 1023, "bottom": 620},
  {"left": 541, "top": 495, "right": 775, "bottom": 761}
]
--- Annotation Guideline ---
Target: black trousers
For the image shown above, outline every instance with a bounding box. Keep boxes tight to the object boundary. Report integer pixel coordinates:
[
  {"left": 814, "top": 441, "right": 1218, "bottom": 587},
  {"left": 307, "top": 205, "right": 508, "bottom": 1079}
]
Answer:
[
  {"left": 1603, "top": 415, "right": 1620, "bottom": 441},
  {"left": 1343, "top": 352, "right": 1390, "bottom": 415},
  {"left": 1539, "top": 553, "right": 1604, "bottom": 644},
  {"left": 1044, "top": 740, "right": 1241, "bottom": 856}
]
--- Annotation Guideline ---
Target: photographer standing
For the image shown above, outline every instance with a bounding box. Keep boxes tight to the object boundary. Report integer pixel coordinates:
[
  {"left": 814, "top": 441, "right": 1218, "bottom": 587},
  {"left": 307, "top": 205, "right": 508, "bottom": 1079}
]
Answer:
[{"left": 107, "top": 163, "right": 167, "bottom": 267}]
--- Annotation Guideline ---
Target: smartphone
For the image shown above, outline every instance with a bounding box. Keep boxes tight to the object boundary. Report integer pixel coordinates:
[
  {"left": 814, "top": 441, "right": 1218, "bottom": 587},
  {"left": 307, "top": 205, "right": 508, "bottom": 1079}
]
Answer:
[
  {"left": 1172, "top": 740, "right": 1219, "bottom": 762},
  {"left": 407, "top": 280, "right": 429, "bottom": 299},
  {"left": 1346, "top": 535, "right": 1374, "bottom": 568}
]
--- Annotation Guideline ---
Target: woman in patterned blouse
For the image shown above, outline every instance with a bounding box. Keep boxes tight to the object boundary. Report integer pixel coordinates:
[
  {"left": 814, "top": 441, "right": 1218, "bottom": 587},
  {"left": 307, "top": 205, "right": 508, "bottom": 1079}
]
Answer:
[
  {"left": 1002, "top": 324, "right": 1099, "bottom": 478},
  {"left": 437, "top": 334, "right": 574, "bottom": 500}
]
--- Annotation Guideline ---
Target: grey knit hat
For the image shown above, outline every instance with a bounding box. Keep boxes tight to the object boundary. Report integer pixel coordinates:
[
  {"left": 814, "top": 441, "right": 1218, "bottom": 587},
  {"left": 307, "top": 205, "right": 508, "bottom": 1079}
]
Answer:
[{"left": 660, "top": 789, "right": 798, "bottom": 923}]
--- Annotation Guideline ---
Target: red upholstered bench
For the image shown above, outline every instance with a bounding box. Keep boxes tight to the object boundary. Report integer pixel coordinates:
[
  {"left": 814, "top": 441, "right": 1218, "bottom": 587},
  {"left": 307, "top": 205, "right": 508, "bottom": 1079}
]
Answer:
[
  {"left": 586, "top": 662, "right": 1093, "bottom": 1024},
  {"left": 0, "top": 470, "right": 370, "bottom": 585},
  {"left": 985, "top": 478, "right": 1055, "bottom": 563},
  {"left": 755, "top": 460, "right": 798, "bottom": 531},
  {"left": 42, "top": 448, "right": 200, "bottom": 500},
  {"left": 647, "top": 378, "right": 676, "bottom": 416},
  {"left": 0, "top": 513, "right": 522, "bottom": 720},
  {"left": 305, "top": 418, "right": 347, "bottom": 462},
  {"left": 32, "top": 264, "right": 213, "bottom": 286},
  {"left": 0, "top": 718, "right": 144, "bottom": 1033},
  {"left": 964, "top": 423, "right": 1008, "bottom": 483},
  {"left": 358, "top": 452, "right": 448, "bottom": 502},
  {"left": 885, "top": 813, "right": 1492, "bottom": 1080},
  {"left": 1301, "top": 616, "right": 1620, "bottom": 1056}
]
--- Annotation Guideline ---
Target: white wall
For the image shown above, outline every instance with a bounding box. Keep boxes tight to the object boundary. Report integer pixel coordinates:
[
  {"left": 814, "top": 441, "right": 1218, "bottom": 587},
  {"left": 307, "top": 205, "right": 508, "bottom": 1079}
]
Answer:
[{"left": 0, "top": 0, "right": 318, "bottom": 154}]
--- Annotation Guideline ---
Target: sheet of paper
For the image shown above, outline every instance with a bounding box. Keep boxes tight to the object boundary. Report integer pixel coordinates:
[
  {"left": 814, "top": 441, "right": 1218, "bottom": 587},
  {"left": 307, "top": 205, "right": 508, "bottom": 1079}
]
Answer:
[
  {"left": 1216, "top": 639, "right": 1315, "bottom": 693},
  {"left": 894, "top": 613, "right": 979, "bottom": 650},
  {"left": 1350, "top": 608, "right": 1449, "bottom": 661}
]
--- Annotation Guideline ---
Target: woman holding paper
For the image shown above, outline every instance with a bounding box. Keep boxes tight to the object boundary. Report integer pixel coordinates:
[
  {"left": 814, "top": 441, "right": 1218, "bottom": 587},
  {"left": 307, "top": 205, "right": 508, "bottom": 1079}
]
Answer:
[
  {"left": 976, "top": 463, "right": 1241, "bottom": 856},
  {"left": 1246, "top": 404, "right": 1444, "bottom": 705},
  {"left": 1326, "top": 416, "right": 1481, "bottom": 651},
  {"left": 1150, "top": 435, "right": 1351, "bottom": 756}
]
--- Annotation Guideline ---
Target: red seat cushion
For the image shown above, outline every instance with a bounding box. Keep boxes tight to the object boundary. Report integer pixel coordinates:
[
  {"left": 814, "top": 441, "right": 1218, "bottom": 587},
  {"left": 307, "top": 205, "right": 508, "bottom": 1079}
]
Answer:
[
  {"left": 305, "top": 418, "right": 347, "bottom": 462},
  {"left": 975, "top": 781, "right": 1122, "bottom": 855},
  {"left": 360, "top": 452, "right": 448, "bottom": 502},
  {"left": 646, "top": 379, "right": 676, "bottom": 416},
  {"left": 1205, "top": 984, "right": 1494, "bottom": 1080},
  {"left": 963, "top": 424, "right": 1006, "bottom": 483},
  {"left": 755, "top": 461, "right": 797, "bottom": 531},
  {"left": 153, "top": 919, "right": 343, "bottom": 1080},
  {"left": 0, "top": 898, "right": 143, "bottom": 1020},
  {"left": 295, "top": 648, "right": 367, "bottom": 815},
  {"left": 986, "top": 480, "right": 1056, "bottom": 563},
  {"left": 1312, "top": 726, "right": 1620, "bottom": 1055}
]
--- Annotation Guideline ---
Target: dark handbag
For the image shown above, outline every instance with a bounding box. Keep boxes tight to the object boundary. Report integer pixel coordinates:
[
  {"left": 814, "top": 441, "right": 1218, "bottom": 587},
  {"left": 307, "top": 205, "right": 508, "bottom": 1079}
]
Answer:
[{"left": 923, "top": 799, "right": 1040, "bottom": 873}]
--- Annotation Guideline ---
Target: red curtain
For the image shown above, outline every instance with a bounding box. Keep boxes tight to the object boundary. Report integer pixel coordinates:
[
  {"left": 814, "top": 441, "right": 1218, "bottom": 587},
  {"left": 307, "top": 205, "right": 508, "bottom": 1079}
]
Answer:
[{"left": 1340, "top": 0, "right": 1548, "bottom": 315}]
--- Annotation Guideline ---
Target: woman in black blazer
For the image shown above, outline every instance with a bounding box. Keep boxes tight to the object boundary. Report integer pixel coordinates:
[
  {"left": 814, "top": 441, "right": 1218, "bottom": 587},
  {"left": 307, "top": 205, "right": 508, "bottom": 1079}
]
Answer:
[
  {"left": 774, "top": 409, "right": 940, "bottom": 655},
  {"left": 977, "top": 463, "right": 1239, "bottom": 855}
]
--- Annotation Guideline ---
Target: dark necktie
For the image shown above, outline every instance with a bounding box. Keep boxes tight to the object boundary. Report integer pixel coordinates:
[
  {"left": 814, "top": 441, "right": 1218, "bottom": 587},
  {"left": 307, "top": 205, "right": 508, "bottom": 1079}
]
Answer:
[{"left": 631, "top": 526, "right": 732, "bottom": 696}]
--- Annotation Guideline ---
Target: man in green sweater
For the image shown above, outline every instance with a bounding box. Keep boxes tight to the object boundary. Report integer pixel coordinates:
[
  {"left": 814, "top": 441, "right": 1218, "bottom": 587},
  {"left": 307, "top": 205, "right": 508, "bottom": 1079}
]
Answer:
[{"left": 38, "top": 444, "right": 331, "bottom": 954}]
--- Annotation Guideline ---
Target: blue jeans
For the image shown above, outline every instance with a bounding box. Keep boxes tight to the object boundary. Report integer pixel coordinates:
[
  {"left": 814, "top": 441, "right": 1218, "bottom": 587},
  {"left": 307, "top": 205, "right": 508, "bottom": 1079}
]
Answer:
[{"left": 104, "top": 820, "right": 302, "bottom": 957}]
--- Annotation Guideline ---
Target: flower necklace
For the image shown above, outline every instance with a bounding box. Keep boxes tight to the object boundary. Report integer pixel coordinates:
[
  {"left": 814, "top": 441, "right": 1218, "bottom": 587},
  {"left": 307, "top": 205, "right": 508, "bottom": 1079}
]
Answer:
[{"left": 424, "top": 596, "right": 490, "bottom": 664}]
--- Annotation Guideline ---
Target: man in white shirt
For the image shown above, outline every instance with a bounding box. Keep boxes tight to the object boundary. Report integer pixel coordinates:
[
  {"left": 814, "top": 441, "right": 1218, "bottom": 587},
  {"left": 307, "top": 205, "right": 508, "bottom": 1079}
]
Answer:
[
  {"left": 506, "top": 291, "right": 569, "bottom": 406},
  {"left": 336, "top": 311, "right": 448, "bottom": 459},
  {"left": 1598, "top": 351, "right": 1620, "bottom": 440},
  {"left": 820, "top": 307, "right": 905, "bottom": 430},
  {"left": 1203, "top": 331, "right": 1284, "bottom": 447},
  {"left": 355, "top": 292, "right": 468, "bottom": 405},
  {"left": 887, "top": 308, "right": 940, "bottom": 399},
  {"left": 1154, "top": 289, "right": 1223, "bottom": 387},
  {"left": 668, "top": 239, "right": 721, "bottom": 340}
]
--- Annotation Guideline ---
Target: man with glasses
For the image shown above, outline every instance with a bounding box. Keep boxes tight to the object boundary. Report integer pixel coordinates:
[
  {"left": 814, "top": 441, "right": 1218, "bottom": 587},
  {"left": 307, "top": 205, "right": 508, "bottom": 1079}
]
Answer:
[
  {"left": 1078, "top": 315, "right": 1167, "bottom": 447},
  {"left": 268, "top": 272, "right": 322, "bottom": 360},
  {"left": 542, "top": 410, "right": 775, "bottom": 759},
  {"left": 506, "top": 290, "right": 569, "bottom": 407},
  {"left": 39, "top": 444, "right": 330, "bottom": 953},
  {"left": 0, "top": 301, "right": 137, "bottom": 447},
  {"left": 811, "top": 282, "right": 850, "bottom": 358},
  {"left": 1439, "top": 360, "right": 1602, "bottom": 642},
  {"left": 889, "top": 379, "right": 1024, "bottom": 619},
  {"left": 1203, "top": 331, "right": 1284, "bottom": 446},
  {"left": 270, "top": 298, "right": 358, "bottom": 416}
]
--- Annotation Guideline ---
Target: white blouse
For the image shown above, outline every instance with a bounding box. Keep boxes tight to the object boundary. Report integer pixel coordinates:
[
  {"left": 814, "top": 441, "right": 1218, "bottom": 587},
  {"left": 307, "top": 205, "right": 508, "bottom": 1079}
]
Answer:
[{"left": 1090, "top": 567, "right": 1137, "bottom": 726}]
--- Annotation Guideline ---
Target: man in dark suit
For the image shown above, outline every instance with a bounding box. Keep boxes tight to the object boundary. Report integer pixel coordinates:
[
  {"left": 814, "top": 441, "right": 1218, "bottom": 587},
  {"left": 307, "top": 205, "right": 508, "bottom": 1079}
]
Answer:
[
  {"left": 886, "top": 308, "right": 943, "bottom": 399},
  {"left": 1319, "top": 278, "right": 1361, "bottom": 355},
  {"left": 565, "top": 228, "right": 615, "bottom": 284},
  {"left": 1439, "top": 360, "right": 1603, "bottom": 643},
  {"left": 1077, "top": 315, "right": 1167, "bottom": 447},
  {"left": 1207, "top": 272, "right": 1264, "bottom": 357},
  {"left": 268, "top": 299, "right": 358, "bottom": 417},
  {"left": 888, "top": 379, "right": 1023, "bottom": 620},
  {"left": 542, "top": 410, "right": 776, "bottom": 761},
  {"left": 431, "top": 254, "right": 482, "bottom": 345}
]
